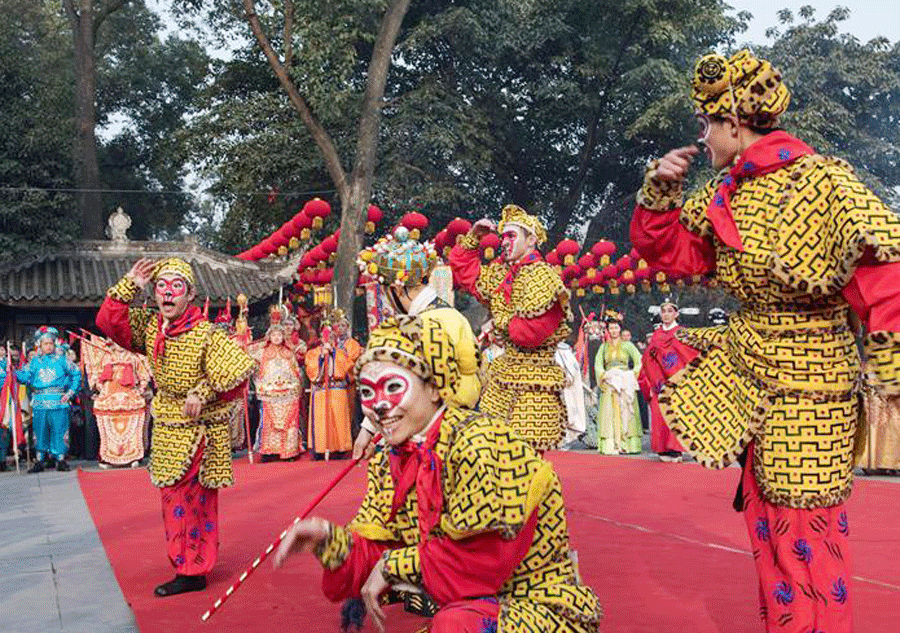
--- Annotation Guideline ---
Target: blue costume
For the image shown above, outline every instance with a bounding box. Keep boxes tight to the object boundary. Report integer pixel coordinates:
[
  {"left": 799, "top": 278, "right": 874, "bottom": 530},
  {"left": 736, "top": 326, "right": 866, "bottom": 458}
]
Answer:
[{"left": 16, "top": 339, "right": 81, "bottom": 462}]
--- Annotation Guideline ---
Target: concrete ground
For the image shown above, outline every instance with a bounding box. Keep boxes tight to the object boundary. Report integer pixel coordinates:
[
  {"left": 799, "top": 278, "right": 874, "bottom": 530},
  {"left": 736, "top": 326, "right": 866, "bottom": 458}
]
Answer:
[{"left": 0, "top": 462, "right": 137, "bottom": 633}]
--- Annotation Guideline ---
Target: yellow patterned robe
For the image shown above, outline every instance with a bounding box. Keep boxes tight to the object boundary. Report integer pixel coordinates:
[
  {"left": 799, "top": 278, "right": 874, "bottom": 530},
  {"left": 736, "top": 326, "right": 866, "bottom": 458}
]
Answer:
[
  {"left": 316, "top": 406, "right": 602, "bottom": 631},
  {"left": 104, "top": 277, "right": 256, "bottom": 488},
  {"left": 633, "top": 149, "right": 900, "bottom": 508},
  {"left": 452, "top": 236, "right": 572, "bottom": 450}
]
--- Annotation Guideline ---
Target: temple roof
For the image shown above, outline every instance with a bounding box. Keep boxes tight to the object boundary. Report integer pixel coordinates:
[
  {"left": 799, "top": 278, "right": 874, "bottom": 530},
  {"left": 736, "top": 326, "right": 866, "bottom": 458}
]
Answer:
[{"left": 0, "top": 239, "right": 295, "bottom": 308}]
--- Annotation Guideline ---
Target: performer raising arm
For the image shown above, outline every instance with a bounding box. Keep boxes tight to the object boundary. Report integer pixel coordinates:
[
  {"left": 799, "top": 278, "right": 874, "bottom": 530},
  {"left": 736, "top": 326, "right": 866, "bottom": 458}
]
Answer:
[
  {"left": 449, "top": 204, "right": 572, "bottom": 450},
  {"left": 96, "top": 258, "right": 255, "bottom": 597},
  {"left": 630, "top": 50, "right": 900, "bottom": 632}
]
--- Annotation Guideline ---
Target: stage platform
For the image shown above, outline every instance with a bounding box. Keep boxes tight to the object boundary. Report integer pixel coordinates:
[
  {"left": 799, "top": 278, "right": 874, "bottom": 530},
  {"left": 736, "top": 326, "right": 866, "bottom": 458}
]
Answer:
[{"left": 77, "top": 452, "right": 900, "bottom": 632}]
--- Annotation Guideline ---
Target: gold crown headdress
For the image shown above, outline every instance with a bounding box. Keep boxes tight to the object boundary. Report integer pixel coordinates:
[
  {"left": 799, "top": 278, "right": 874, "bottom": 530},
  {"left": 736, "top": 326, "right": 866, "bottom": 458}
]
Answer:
[{"left": 497, "top": 204, "right": 547, "bottom": 245}]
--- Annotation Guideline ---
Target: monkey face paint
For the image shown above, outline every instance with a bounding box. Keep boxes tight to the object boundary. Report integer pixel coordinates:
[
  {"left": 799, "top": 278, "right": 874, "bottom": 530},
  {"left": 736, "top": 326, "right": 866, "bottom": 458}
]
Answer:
[
  {"left": 358, "top": 361, "right": 433, "bottom": 445},
  {"left": 154, "top": 274, "right": 193, "bottom": 320}
]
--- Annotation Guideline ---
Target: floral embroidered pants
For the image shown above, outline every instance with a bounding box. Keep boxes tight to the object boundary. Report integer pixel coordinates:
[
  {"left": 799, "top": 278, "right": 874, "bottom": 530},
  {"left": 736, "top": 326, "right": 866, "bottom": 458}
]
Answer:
[
  {"left": 429, "top": 598, "right": 499, "bottom": 632},
  {"left": 160, "top": 445, "right": 218, "bottom": 576},
  {"left": 743, "top": 446, "right": 853, "bottom": 632}
]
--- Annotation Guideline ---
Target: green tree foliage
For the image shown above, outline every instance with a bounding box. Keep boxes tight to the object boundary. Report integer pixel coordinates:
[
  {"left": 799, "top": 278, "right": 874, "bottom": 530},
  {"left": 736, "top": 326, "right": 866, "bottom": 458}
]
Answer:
[
  {"left": 0, "top": 0, "right": 77, "bottom": 264},
  {"left": 181, "top": 0, "right": 751, "bottom": 253},
  {"left": 759, "top": 6, "right": 900, "bottom": 208},
  {"left": 94, "top": 2, "right": 211, "bottom": 239}
]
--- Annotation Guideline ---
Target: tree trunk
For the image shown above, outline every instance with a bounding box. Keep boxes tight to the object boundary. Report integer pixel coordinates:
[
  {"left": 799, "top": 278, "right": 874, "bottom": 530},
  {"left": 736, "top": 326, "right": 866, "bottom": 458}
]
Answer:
[
  {"left": 69, "top": 0, "right": 104, "bottom": 239},
  {"left": 545, "top": 10, "right": 644, "bottom": 242},
  {"left": 245, "top": 0, "right": 412, "bottom": 330},
  {"left": 332, "top": 0, "right": 412, "bottom": 321}
]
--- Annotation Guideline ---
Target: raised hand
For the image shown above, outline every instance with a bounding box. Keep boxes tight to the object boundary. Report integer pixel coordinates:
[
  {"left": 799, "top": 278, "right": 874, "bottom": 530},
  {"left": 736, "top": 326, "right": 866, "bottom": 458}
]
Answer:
[
  {"left": 654, "top": 146, "right": 700, "bottom": 183},
  {"left": 470, "top": 218, "right": 497, "bottom": 240},
  {"left": 126, "top": 258, "right": 157, "bottom": 290}
]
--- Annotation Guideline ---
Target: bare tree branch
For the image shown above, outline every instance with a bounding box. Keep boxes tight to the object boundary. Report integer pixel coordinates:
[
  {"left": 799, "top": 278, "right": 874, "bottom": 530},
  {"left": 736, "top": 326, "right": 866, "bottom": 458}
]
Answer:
[
  {"left": 283, "top": 0, "right": 294, "bottom": 68},
  {"left": 94, "top": 0, "right": 128, "bottom": 40},
  {"left": 243, "top": 0, "right": 349, "bottom": 204},
  {"left": 547, "top": 9, "right": 644, "bottom": 241},
  {"left": 333, "top": 0, "right": 412, "bottom": 318}
]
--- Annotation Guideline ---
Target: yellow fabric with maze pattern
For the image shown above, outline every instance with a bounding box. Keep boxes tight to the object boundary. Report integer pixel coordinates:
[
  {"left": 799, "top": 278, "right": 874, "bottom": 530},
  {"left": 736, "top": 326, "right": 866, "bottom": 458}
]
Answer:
[
  {"left": 105, "top": 275, "right": 256, "bottom": 488},
  {"left": 321, "top": 406, "right": 602, "bottom": 631},
  {"left": 469, "top": 251, "right": 571, "bottom": 450},
  {"left": 641, "top": 151, "right": 900, "bottom": 508}
]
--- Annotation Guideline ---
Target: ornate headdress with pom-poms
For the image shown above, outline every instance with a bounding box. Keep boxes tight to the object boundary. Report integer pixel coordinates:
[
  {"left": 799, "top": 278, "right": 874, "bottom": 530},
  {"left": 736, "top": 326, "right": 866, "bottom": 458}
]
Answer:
[{"left": 358, "top": 226, "right": 438, "bottom": 288}]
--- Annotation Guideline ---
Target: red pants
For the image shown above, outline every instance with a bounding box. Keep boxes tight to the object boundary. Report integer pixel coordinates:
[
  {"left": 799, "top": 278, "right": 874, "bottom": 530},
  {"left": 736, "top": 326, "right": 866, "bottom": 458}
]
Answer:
[
  {"left": 160, "top": 446, "right": 219, "bottom": 576},
  {"left": 429, "top": 598, "right": 500, "bottom": 632},
  {"left": 742, "top": 448, "right": 853, "bottom": 632}
]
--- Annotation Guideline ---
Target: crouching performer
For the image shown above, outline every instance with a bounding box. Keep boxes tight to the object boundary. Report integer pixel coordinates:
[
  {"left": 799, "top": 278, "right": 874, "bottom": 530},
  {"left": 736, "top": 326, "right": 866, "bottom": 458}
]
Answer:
[{"left": 274, "top": 315, "right": 602, "bottom": 632}]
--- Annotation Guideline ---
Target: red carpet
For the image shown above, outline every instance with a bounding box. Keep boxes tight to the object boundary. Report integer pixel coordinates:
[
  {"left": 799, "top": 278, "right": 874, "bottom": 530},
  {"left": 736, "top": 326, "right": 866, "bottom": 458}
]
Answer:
[{"left": 78, "top": 453, "right": 900, "bottom": 632}]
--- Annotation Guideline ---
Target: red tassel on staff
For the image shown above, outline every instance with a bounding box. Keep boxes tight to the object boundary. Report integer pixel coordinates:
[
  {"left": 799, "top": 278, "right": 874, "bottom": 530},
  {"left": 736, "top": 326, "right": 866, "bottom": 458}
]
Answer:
[{"left": 200, "top": 433, "right": 383, "bottom": 623}]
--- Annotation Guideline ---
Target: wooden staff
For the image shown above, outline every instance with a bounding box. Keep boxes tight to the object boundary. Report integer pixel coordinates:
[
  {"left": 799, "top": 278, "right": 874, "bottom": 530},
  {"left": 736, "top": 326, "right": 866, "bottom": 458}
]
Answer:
[{"left": 200, "top": 433, "right": 382, "bottom": 623}]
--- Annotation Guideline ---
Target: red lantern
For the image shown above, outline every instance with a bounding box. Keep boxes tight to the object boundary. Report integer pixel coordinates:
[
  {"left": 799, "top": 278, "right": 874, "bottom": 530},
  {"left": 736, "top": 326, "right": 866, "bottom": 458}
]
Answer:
[
  {"left": 301, "top": 252, "right": 317, "bottom": 268},
  {"left": 433, "top": 229, "right": 449, "bottom": 251},
  {"left": 577, "top": 253, "right": 596, "bottom": 271},
  {"left": 279, "top": 223, "right": 296, "bottom": 241},
  {"left": 545, "top": 250, "right": 560, "bottom": 266},
  {"left": 601, "top": 264, "right": 618, "bottom": 280},
  {"left": 590, "top": 240, "right": 616, "bottom": 266},
  {"left": 259, "top": 238, "right": 277, "bottom": 257},
  {"left": 303, "top": 198, "right": 331, "bottom": 229},
  {"left": 446, "top": 218, "right": 472, "bottom": 237},
  {"left": 366, "top": 204, "right": 383, "bottom": 234},
  {"left": 479, "top": 233, "right": 500, "bottom": 260},
  {"left": 270, "top": 231, "right": 289, "bottom": 248},
  {"left": 562, "top": 264, "right": 582, "bottom": 285},
  {"left": 617, "top": 254, "right": 632, "bottom": 271},
  {"left": 321, "top": 233, "right": 339, "bottom": 255},
  {"left": 556, "top": 239, "right": 580, "bottom": 266},
  {"left": 400, "top": 212, "right": 429, "bottom": 240}
]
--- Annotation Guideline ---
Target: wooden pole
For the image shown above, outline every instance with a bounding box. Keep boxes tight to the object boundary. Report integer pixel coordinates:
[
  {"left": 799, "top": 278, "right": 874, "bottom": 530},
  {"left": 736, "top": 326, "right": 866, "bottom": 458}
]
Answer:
[{"left": 200, "top": 433, "right": 381, "bottom": 622}]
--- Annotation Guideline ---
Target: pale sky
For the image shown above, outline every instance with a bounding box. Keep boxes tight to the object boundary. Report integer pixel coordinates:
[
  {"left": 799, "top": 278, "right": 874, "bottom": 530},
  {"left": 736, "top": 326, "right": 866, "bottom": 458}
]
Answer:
[{"left": 727, "top": 0, "right": 900, "bottom": 45}]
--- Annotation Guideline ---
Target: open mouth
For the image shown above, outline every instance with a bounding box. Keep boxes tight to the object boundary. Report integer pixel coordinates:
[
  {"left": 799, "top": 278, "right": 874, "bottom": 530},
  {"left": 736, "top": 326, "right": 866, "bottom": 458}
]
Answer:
[
  {"left": 162, "top": 301, "right": 176, "bottom": 308},
  {"left": 377, "top": 415, "right": 402, "bottom": 436}
]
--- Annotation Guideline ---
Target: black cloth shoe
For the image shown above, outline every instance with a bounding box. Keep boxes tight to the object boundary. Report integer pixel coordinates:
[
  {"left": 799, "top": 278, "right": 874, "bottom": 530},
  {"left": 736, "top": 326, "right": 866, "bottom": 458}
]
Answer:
[
  {"left": 56, "top": 459, "right": 71, "bottom": 472},
  {"left": 28, "top": 461, "right": 44, "bottom": 474},
  {"left": 0, "top": 461, "right": 8, "bottom": 472},
  {"left": 154, "top": 574, "right": 207, "bottom": 597}
]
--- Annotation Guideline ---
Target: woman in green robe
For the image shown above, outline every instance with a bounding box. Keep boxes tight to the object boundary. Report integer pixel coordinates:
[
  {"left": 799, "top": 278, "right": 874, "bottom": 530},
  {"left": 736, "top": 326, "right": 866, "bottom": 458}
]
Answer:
[{"left": 594, "top": 316, "right": 643, "bottom": 454}]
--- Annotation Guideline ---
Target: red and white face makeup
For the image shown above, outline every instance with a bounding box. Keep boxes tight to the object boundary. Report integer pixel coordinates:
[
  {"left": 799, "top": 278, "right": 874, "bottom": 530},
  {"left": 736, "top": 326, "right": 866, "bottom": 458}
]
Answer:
[
  {"left": 500, "top": 224, "right": 534, "bottom": 263},
  {"left": 154, "top": 274, "right": 193, "bottom": 321},
  {"left": 358, "top": 361, "right": 436, "bottom": 445}
]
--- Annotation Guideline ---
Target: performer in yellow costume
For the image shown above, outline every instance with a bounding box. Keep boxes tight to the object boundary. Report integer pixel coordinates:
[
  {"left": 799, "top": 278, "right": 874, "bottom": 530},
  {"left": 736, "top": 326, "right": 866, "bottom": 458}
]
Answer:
[
  {"left": 354, "top": 225, "right": 482, "bottom": 458},
  {"left": 631, "top": 50, "right": 900, "bottom": 632},
  {"left": 450, "top": 204, "right": 571, "bottom": 450},
  {"left": 97, "top": 258, "right": 255, "bottom": 597},
  {"left": 274, "top": 315, "right": 601, "bottom": 632}
]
